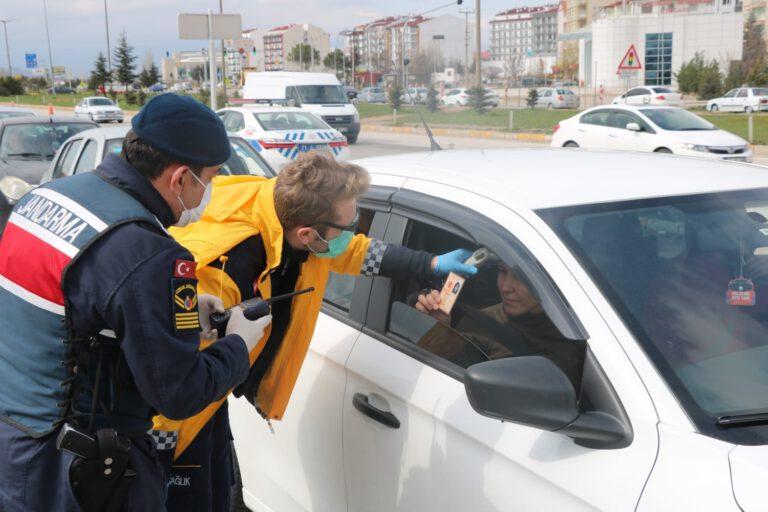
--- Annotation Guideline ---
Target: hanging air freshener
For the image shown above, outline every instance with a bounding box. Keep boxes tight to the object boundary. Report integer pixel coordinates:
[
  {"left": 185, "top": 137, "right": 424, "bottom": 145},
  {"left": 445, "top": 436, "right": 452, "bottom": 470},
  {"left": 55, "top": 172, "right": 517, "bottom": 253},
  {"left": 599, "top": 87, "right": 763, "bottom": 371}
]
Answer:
[
  {"left": 726, "top": 277, "right": 756, "bottom": 306},
  {"left": 726, "top": 242, "right": 756, "bottom": 306}
]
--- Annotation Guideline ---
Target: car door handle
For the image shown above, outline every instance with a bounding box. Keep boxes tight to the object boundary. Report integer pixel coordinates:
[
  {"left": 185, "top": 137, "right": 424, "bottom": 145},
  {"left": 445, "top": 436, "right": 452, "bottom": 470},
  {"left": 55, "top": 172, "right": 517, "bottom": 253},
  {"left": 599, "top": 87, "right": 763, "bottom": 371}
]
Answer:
[{"left": 352, "top": 393, "right": 400, "bottom": 429}]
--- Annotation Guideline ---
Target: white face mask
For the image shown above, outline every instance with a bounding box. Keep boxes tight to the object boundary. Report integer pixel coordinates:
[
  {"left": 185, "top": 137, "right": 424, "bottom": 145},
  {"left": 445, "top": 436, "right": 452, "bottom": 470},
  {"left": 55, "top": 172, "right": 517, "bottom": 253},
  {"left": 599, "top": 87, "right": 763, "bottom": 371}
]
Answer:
[{"left": 174, "top": 171, "right": 211, "bottom": 228}]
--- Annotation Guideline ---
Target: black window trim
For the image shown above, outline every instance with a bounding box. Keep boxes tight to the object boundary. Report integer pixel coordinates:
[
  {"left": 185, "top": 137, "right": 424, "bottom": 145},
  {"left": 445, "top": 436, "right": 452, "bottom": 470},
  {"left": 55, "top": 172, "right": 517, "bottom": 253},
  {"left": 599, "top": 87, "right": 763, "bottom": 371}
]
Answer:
[
  {"left": 362, "top": 189, "right": 588, "bottom": 381},
  {"left": 320, "top": 186, "right": 397, "bottom": 326}
]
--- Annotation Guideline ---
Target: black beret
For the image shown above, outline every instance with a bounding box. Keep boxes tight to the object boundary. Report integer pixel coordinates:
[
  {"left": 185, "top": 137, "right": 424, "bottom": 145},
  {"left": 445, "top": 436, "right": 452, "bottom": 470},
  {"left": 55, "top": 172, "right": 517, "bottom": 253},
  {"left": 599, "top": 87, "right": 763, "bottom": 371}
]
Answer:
[{"left": 131, "top": 93, "right": 231, "bottom": 166}]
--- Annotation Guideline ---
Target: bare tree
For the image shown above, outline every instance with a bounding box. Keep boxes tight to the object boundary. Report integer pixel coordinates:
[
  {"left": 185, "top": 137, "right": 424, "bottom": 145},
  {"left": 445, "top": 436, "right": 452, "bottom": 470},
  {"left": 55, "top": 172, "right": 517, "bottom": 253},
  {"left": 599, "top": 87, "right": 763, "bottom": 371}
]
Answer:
[{"left": 483, "top": 65, "right": 503, "bottom": 84}]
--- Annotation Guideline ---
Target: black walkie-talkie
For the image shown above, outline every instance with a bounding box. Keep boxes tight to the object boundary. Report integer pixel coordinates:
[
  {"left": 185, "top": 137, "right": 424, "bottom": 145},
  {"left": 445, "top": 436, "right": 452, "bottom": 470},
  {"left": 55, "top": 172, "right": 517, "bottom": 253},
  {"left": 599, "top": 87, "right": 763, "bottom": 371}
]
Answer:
[{"left": 209, "top": 287, "right": 314, "bottom": 333}]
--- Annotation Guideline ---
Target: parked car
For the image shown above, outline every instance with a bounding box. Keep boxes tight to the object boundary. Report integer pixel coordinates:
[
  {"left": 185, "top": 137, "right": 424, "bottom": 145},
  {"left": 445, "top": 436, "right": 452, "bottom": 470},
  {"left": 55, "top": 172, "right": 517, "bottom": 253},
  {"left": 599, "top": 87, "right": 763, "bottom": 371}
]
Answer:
[
  {"left": 216, "top": 105, "right": 350, "bottom": 172},
  {"left": 170, "top": 82, "right": 193, "bottom": 92},
  {"left": 552, "top": 104, "right": 752, "bottom": 162},
  {"left": 344, "top": 86, "right": 359, "bottom": 102},
  {"left": 242, "top": 72, "right": 361, "bottom": 143},
  {"left": 40, "top": 125, "right": 275, "bottom": 185},
  {"left": 231, "top": 148, "right": 768, "bottom": 511},
  {"left": 401, "top": 87, "right": 429, "bottom": 105},
  {"left": 46, "top": 86, "right": 75, "bottom": 94},
  {"left": 0, "top": 107, "right": 37, "bottom": 120},
  {"left": 359, "top": 87, "right": 387, "bottom": 103},
  {"left": 707, "top": 87, "right": 768, "bottom": 113},
  {"left": 536, "top": 88, "right": 580, "bottom": 109},
  {"left": 612, "top": 86, "right": 682, "bottom": 106},
  {"left": 0, "top": 117, "right": 96, "bottom": 231},
  {"left": 442, "top": 88, "right": 500, "bottom": 108},
  {"left": 149, "top": 83, "right": 166, "bottom": 92},
  {"left": 74, "top": 96, "right": 124, "bottom": 123}
]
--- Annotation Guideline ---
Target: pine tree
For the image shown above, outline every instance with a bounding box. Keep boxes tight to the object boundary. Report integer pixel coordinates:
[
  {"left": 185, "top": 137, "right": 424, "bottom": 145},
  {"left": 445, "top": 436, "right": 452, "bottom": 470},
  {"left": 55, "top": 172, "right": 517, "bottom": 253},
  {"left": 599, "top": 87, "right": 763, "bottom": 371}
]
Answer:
[
  {"left": 113, "top": 31, "right": 137, "bottom": 88},
  {"left": 526, "top": 88, "right": 539, "bottom": 108},
  {"left": 138, "top": 62, "right": 161, "bottom": 88},
  {"left": 89, "top": 52, "right": 112, "bottom": 93}
]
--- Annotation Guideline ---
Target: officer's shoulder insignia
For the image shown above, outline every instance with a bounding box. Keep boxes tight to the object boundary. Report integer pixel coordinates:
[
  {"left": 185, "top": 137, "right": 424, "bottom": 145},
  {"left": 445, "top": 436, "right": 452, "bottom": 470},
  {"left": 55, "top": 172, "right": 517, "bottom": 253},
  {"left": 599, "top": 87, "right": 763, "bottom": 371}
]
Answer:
[{"left": 172, "top": 278, "right": 199, "bottom": 331}]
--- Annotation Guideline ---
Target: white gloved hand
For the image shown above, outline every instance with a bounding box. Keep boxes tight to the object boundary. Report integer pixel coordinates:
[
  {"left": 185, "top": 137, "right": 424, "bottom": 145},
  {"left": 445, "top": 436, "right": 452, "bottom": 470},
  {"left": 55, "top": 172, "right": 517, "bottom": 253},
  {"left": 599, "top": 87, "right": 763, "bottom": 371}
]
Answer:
[
  {"left": 225, "top": 306, "right": 272, "bottom": 353},
  {"left": 198, "top": 294, "right": 225, "bottom": 340}
]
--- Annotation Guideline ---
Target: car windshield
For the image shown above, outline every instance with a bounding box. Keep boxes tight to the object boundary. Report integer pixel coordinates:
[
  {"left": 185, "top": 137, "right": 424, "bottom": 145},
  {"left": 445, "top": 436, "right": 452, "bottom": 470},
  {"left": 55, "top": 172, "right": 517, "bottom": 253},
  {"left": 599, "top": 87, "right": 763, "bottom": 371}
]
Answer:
[
  {"left": 640, "top": 108, "right": 716, "bottom": 131},
  {"left": 89, "top": 98, "right": 115, "bottom": 106},
  {"left": 753, "top": 88, "right": 768, "bottom": 97},
  {"left": 541, "top": 189, "right": 768, "bottom": 444},
  {"left": 651, "top": 87, "right": 674, "bottom": 93},
  {"left": 296, "top": 85, "right": 348, "bottom": 104},
  {"left": 0, "top": 122, "right": 93, "bottom": 161},
  {"left": 369, "top": 88, "right": 382, "bottom": 93},
  {"left": 254, "top": 111, "right": 327, "bottom": 131},
  {"left": 222, "top": 138, "right": 273, "bottom": 176},
  {"left": 556, "top": 89, "right": 574, "bottom": 95}
]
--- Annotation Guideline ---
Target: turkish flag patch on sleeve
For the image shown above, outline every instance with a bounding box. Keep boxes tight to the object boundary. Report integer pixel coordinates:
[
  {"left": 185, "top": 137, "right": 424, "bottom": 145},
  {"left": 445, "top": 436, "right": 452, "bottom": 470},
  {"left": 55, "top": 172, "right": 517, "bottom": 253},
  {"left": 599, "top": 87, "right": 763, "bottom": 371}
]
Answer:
[{"left": 174, "top": 259, "right": 197, "bottom": 279}]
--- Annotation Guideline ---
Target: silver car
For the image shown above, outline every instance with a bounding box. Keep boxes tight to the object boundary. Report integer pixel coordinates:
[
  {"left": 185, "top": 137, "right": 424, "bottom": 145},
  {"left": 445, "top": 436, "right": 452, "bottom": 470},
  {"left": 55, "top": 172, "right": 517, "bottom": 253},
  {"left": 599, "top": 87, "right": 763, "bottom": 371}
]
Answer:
[
  {"left": 536, "top": 88, "right": 580, "bottom": 109},
  {"left": 359, "top": 87, "right": 386, "bottom": 103}
]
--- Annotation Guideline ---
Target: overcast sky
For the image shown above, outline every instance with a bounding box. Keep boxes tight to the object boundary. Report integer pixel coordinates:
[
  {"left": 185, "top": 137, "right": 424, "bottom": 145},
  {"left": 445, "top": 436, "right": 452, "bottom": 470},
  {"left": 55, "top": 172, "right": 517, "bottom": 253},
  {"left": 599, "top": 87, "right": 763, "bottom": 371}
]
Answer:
[{"left": 1, "top": 0, "right": 551, "bottom": 77}]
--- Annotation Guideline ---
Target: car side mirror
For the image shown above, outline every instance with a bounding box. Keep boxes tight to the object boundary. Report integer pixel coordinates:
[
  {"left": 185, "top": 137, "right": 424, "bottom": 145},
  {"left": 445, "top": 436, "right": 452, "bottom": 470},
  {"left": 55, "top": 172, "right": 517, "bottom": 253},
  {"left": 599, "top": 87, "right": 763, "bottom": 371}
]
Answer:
[
  {"left": 465, "top": 356, "right": 631, "bottom": 449},
  {"left": 465, "top": 356, "right": 578, "bottom": 430},
  {"left": 626, "top": 122, "right": 641, "bottom": 132}
]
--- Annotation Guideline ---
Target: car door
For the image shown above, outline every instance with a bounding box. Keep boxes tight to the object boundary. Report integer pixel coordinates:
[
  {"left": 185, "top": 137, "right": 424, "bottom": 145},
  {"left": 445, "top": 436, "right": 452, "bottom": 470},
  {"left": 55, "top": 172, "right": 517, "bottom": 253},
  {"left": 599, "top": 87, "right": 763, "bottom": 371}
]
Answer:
[
  {"left": 49, "top": 137, "right": 84, "bottom": 181},
  {"left": 537, "top": 89, "right": 551, "bottom": 108},
  {"left": 720, "top": 89, "right": 738, "bottom": 111},
  {"left": 735, "top": 88, "right": 749, "bottom": 111},
  {"left": 229, "top": 197, "right": 391, "bottom": 512},
  {"left": 74, "top": 100, "right": 85, "bottom": 116},
  {"left": 342, "top": 180, "right": 659, "bottom": 511},
  {"left": 72, "top": 138, "right": 100, "bottom": 175},
  {"left": 576, "top": 109, "right": 615, "bottom": 148},
  {"left": 610, "top": 110, "right": 658, "bottom": 152}
]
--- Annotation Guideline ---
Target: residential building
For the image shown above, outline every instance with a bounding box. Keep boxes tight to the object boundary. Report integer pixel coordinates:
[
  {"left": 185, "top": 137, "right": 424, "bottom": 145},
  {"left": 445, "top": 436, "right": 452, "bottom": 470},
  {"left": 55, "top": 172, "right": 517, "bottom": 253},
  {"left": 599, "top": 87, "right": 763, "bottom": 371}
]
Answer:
[
  {"left": 160, "top": 50, "right": 223, "bottom": 85},
  {"left": 345, "top": 14, "right": 473, "bottom": 78},
  {"left": 582, "top": 0, "right": 743, "bottom": 87},
  {"left": 263, "top": 24, "right": 330, "bottom": 72},
  {"left": 491, "top": 5, "right": 558, "bottom": 60},
  {"left": 224, "top": 29, "right": 265, "bottom": 84}
]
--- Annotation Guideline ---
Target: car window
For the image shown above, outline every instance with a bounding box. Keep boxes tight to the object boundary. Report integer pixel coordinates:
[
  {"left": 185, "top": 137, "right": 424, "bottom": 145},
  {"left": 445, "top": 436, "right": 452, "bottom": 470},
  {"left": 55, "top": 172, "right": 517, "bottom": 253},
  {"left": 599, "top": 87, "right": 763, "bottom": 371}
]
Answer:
[
  {"left": 737, "top": 89, "right": 749, "bottom": 98},
  {"left": 55, "top": 139, "right": 83, "bottom": 178},
  {"left": 626, "top": 88, "right": 648, "bottom": 97},
  {"left": 724, "top": 89, "right": 738, "bottom": 98},
  {"left": 580, "top": 109, "right": 612, "bottom": 126},
  {"left": 323, "top": 208, "right": 376, "bottom": 311},
  {"left": 382, "top": 219, "right": 585, "bottom": 391},
  {"left": 253, "top": 111, "right": 327, "bottom": 131},
  {"left": 89, "top": 98, "right": 115, "bottom": 106},
  {"left": 104, "top": 138, "right": 123, "bottom": 157},
  {"left": 220, "top": 138, "right": 274, "bottom": 177},
  {"left": 73, "top": 139, "right": 98, "bottom": 174},
  {"left": 222, "top": 111, "right": 245, "bottom": 132},
  {"left": 295, "top": 85, "right": 349, "bottom": 105},
  {"left": 753, "top": 88, "right": 768, "bottom": 97},
  {"left": 0, "top": 122, "right": 93, "bottom": 161},
  {"left": 651, "top": 87, "right": 674, "bottom": 93},
  {"left": 541, "top": 90, "right": 551, "bottom": 97},
  {"left": 640, "top": 108, "right": 715, "bottom": 131},
  {"left": 610, "top": 111, "right": 642, "bottom": 129}
]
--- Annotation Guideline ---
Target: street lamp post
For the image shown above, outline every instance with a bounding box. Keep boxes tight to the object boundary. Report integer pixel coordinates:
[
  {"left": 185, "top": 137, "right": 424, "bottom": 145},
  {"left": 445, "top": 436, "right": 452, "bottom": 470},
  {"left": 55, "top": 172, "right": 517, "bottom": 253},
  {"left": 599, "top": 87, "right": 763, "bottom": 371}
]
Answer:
[
  {"left": 0, "top": 19, "right": 17, "bottom": 77},
  {"left": 475, "top": 0, "right": 481, "bottom": 89},
  {"left": 42, "top": 0, "right": 55, "bottom": 95},
  {"left": 103, "top": 0, "right": 112, "bottom": 81}
]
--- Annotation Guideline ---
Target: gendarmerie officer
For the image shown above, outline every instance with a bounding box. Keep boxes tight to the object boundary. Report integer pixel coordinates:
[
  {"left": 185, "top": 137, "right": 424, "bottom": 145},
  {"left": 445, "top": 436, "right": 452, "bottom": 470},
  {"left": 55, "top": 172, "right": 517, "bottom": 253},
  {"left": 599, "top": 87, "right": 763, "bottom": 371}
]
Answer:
[{"left": 0, "top": 93, "right": 271, "bottom": 511}]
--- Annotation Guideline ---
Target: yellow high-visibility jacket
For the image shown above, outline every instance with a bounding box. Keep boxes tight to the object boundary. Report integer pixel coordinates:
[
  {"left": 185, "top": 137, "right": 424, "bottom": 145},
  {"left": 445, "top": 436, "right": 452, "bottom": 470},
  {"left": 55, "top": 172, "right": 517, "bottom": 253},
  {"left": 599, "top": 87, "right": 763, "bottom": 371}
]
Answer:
[{"left": 152, "top": 175, "right": 372, "bottom": 459}]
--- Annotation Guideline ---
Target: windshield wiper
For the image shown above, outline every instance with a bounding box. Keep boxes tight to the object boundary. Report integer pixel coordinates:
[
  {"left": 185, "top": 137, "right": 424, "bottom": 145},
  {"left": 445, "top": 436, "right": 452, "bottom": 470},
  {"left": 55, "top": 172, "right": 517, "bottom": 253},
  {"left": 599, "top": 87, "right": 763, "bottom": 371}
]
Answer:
[{"left": 717, "top": 412, "right": 768, "bottom": 427}]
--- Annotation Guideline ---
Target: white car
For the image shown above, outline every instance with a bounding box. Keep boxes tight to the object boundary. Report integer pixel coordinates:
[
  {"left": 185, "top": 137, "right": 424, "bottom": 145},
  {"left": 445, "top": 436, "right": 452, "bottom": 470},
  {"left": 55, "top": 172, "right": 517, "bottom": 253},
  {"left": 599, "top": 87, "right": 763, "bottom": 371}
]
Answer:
[
  {"left": 536, "top": 88, "right": 580, "bottom": 109},
  {"left": 402, "top": 87, "right": 429, "bottom": 105},
  {"left": 73, "top": 96, "right": 124, "bottom": 123},
  {"left": 40, "top": 126, "right": 275, "bottom": 184},
  {"left": 0, "top": 106, "right": 36, "bottom": 120},
  {"left": 707, "top": 87, "right": 768, "bottom": 113},
  {"left": 552, "top": 104, "right": 752, "bottom": 162},
  {"left": 613, "top": 86, "right": 683, "bottom": 107},
  {"left": 442, "top": 88, "right": 500, "bottom": 107},
  {"left": 216, "top": 106, "right": 351, "bottom": 172},
  {"left": 231, "top": 149, "right": 768, "bottom": 512}
]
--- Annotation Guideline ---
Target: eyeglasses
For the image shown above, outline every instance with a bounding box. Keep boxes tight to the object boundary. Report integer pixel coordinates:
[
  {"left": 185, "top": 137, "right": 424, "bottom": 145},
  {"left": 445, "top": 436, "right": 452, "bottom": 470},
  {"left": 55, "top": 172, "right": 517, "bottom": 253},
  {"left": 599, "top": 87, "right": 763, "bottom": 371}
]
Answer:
[{"left": 319, "top": 209, "right": 360, "bottom": 232}]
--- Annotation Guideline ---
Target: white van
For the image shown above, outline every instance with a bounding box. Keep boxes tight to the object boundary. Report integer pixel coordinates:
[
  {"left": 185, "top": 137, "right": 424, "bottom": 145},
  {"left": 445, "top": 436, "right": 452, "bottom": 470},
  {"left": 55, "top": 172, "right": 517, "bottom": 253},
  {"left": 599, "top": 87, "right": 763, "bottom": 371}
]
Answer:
[{"left": 242, "top": 72, "right": 361, "bottom": 143}]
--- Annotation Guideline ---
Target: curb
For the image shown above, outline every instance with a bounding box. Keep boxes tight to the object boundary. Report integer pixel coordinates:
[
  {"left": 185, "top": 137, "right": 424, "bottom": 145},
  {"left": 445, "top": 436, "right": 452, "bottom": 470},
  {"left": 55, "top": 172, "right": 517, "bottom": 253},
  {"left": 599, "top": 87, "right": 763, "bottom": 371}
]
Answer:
[{"left": 362, "top": 122, "right": 551, "bottom": 143}]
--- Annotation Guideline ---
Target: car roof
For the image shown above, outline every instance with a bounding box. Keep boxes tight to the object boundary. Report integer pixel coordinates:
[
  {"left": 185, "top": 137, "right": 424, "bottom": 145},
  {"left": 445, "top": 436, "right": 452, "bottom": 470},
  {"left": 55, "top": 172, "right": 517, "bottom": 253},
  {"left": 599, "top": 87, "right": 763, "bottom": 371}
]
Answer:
[
  {"left": 224, "top": 106, "right": 312, "bottom": 114},
  {"left": 584, "top": 104, "right": 678, "bottom": 113},
  {"left": 0, "top": 106, "right": 36, "bottom": 112},
  {"left": 67, "top": 125, "right": 130, "bottom": 141},
  {"left": 353, "top": 149, "right": 768, "bottom": 210},
  {"left": 0, "top": 116, "right": 95, "bottom": 126}
]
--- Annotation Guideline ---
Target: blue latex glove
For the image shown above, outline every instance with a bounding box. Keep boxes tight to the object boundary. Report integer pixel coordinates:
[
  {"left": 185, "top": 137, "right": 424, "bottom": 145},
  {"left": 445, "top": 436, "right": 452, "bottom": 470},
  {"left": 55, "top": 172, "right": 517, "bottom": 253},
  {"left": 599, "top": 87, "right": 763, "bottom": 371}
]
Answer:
[{"left": 434, "top": 249, "right": 479, "bottom": 276}]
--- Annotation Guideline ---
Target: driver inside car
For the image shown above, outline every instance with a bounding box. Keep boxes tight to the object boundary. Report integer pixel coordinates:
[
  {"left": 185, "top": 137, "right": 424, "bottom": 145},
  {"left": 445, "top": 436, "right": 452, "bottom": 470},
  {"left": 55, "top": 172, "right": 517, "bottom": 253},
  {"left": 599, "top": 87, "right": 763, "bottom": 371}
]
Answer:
[{"left": 414, "top": 262, "right": 585, "bottom": 390}]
